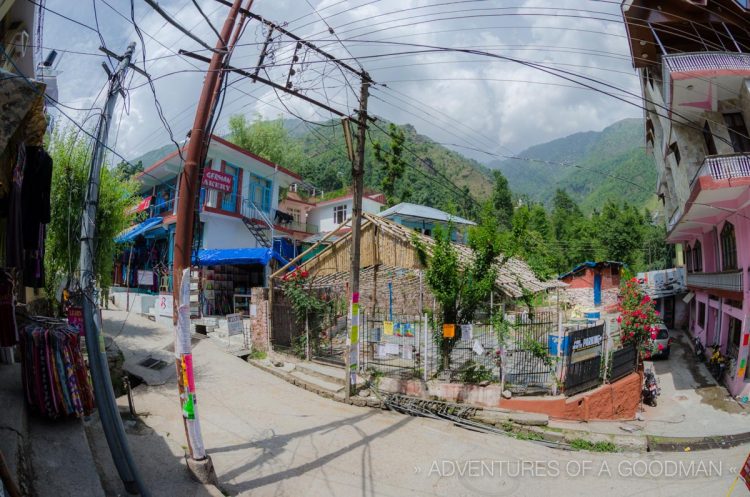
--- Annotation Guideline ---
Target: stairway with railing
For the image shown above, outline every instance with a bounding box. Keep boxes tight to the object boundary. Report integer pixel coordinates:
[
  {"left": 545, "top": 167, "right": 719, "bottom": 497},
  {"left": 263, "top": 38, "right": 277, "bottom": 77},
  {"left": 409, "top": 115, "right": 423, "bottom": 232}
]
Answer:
[{"left": 241, "top": 199, "right": 273, "bottom": 248}]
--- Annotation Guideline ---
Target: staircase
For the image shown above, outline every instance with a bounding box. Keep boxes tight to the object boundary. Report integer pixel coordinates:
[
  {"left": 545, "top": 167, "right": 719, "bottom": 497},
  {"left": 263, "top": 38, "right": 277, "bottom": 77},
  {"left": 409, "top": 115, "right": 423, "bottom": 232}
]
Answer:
[{"left": 241, "top": 200, "right": 273, "bottom": 247}]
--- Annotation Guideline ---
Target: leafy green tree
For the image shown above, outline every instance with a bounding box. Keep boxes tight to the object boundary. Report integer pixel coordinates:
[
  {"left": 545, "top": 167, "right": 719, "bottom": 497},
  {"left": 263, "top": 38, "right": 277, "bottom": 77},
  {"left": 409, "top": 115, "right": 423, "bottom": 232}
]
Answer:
[
  {"left": 114, "top": 159, "right": 143, "bottom": 179},
  {"left": 491, "top": 170, "right": 514, "bottom": 229},
  {"left": 595, "top": 201, "right": 645, "bottom": 267},
  {"left": 45, "top": 126, "right": 137, "bottom": 302},
  {"left": 227, "top": 114, "right": 304, "bottom": 170},
  {"left": 373, "top": 123, "right": 407, "bottom": 206},
  {"left": 423, "top": 202, "right": 503, "bottom": 369}
]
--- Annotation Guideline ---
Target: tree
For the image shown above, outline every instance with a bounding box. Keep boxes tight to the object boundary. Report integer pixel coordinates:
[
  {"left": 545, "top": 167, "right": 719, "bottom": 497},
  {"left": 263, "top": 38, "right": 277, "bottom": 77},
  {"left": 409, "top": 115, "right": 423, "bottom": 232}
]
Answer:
[
  {"left": 595, "top": 201, "right": 644, "bottom": 267},
  {"left": 491, "top": 170, "right": 514, "bottom": 229},
  {"left": 422, "top": 202, "right": 503, "bottom": 370},
  {"left": 373, "top": 123, "right": 407, "bottom": 206},
  {"left": 114, "top": 159, "right": 143, "bottom": 180},
  {"left": 227, "top": 114, "right": 304, "bottom": 170},
  {"left": 45, "top": 126, "right": 137, "bottom": 304}
]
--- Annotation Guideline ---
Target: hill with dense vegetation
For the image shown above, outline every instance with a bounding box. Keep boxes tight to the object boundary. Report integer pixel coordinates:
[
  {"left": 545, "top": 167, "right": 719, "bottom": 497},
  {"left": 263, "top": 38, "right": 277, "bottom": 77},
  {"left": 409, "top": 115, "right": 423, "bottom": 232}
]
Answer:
[{"left": 489, "top": 118, "right": 657, "bottom": 212}]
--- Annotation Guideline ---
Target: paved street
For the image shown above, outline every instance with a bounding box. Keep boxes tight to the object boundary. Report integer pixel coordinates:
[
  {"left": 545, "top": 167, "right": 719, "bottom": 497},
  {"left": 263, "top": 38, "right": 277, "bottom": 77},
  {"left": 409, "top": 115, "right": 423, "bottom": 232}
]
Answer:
[{"left": 102, "top": 309, "right": 749, "bottom": 497}]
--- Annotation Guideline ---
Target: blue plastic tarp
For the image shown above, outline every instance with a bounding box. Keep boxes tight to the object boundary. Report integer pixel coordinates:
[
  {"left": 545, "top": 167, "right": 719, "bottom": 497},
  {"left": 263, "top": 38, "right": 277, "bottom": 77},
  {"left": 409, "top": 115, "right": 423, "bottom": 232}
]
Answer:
[
  {"left": 193, "top": 247, "right": 290, "bottom": 267},
  {"left": 115, "top": 217, "right": 163, "bottom": 243}
]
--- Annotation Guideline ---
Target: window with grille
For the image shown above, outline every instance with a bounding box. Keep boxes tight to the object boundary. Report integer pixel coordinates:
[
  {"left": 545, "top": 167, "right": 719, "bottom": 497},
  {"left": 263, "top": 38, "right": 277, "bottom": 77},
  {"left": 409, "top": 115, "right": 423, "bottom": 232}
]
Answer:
[
  {"left": 720, "top": 223, "right": 737, "bottom": 271},
  {"left": 333, "top": 204, "right": 348, "bottom": 224},
  {"left": 694, "top": 241, "right": 703, "bottom": 272},
  {"left": 724, "top": 112, "right": 750, "bottom": 153}
]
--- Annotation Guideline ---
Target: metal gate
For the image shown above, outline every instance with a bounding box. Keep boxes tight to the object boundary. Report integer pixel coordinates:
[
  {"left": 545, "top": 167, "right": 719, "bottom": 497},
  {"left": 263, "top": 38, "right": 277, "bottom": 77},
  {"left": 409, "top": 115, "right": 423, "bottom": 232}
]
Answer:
[
  {"left": 564, "top": 324, "right": 605, "bottom": 395},
  {"left": 503, "top": 311, "right": 557, "bottom": 391},
  {"left": 609, "top": 345, "right": 638, "bottom": 382},
  {"left": 270, "top": 286, "right": 298, "bottom": 350}
]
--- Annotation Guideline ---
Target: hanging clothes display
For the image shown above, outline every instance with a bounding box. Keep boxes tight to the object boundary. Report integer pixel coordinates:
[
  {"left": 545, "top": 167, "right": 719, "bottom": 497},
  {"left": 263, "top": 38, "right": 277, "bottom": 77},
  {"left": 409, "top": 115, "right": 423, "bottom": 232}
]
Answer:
[
  {"left": 0, "top": 269, "right": 16, "bottom": 347},
  {"left": 19, "top": 318, "right": 95, "bottom": 419}
]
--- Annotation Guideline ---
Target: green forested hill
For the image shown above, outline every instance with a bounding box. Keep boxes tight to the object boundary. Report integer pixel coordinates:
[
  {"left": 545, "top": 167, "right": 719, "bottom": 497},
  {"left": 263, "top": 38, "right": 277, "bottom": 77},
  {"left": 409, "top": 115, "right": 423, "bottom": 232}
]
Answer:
[{"left": 489, "top": 118, "right": 657, "bottom": 211}]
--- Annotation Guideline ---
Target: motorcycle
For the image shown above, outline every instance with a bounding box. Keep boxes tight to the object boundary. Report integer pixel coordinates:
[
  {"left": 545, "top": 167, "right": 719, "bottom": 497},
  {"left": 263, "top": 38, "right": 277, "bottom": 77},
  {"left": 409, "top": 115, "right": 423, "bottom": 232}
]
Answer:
[
  {"left": 642, "top": 368, "right": 660, "bottom": 407},
  {"left": 693, "top": 336, "right": 706, "bottom": 362},
  {"left": 708, "top": 346, "right": 727, "bottom": 381}
]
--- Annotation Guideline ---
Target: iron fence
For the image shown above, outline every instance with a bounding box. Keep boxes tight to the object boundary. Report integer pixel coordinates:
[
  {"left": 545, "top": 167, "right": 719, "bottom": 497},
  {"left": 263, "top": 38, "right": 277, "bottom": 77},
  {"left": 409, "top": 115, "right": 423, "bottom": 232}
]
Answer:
[{"left": 609, "top": 345, "right": 638, "bottom": 382}]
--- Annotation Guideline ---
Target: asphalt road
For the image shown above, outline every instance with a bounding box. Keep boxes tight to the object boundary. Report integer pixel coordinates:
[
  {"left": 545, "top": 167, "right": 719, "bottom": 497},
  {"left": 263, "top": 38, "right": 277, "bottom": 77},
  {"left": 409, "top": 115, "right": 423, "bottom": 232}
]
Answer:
[{"left": 103, "top": 309, "right": 750, "bottom": 497}]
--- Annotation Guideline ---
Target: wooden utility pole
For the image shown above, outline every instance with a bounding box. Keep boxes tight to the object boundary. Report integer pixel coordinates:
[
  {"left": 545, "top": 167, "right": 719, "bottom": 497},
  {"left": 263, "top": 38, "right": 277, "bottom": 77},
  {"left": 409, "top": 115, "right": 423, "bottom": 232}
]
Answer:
[
  {"left": 169, "top": 0, "right": 246, "bottom": 483},
  {"left": 345, "top": 78, "right": 370, "bottom": 400}
]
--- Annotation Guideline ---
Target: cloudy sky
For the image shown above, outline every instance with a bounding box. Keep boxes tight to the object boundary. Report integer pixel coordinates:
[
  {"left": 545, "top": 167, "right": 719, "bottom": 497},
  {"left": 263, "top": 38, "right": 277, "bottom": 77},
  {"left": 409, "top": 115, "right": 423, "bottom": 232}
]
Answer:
[{"left": 40, "top": 0, "right": 642, "bottom": 164}]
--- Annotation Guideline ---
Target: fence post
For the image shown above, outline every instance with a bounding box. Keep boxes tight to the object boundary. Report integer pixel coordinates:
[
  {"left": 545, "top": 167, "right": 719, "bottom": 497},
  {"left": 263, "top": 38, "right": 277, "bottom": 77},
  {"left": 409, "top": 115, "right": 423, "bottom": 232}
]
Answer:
[
  {"left": 602, "top": 319, "right": 611, "bottom": 382},
  {"left": 554, "top": 310, "right": 564, "bottom": 394},
  {"left": 423, "top": 313, "right": 428, "bottom": 382}
]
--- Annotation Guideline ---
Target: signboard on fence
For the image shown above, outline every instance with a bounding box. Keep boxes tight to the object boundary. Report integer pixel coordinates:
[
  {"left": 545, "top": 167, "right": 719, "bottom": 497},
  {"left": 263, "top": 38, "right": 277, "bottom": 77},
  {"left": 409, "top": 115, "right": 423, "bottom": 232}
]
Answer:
[
  {"left": 568, "top": 324, "right": 605, "bottom": 364},
  {"left": 137, "top": 270, "right": 154, "bottom": 286},
  {"left": 226, "top": 313, "right": 244, "bottom": 336},
  {"left": 202, "top": 169, "right": 233, "bottom": 193}
]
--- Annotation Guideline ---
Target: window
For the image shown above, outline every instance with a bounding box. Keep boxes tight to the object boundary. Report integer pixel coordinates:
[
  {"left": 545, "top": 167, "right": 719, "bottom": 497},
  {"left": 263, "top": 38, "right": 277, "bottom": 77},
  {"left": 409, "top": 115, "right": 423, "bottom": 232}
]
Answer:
[
  {"left": 289, "top": 208, "right": 301, "bottom": 223},
  {"left": 724, "top": 112, "right": 750, "bottom": 153},
  {"left": 669, "top": 142, "right": 681, "bottom": 165},
  {"left": 727, "top": 316, "right": 742, "bottom": 359},
  {"left": 734, "top": 0, "right": 749, "bottom": 9},
  {"left": 333, "top": 204, "right": 348, "bottom": 224},
  {"left": 694, "top": 241, "right": 703, "bottom": 272},
  {"left": 720, "top": 222, "right": 737, "bottom": 271},
  {"left": 703, "top": 121, "right": 717, "bottom": 155},
  {"left": 248, "top": 173, "right": 271, "bottom": 212},
  {"left": 685, "top": 244, "right": 693, "bottom": 273},
  {"left": 698, "top": 302, "right": 706, "bottom": 329}
]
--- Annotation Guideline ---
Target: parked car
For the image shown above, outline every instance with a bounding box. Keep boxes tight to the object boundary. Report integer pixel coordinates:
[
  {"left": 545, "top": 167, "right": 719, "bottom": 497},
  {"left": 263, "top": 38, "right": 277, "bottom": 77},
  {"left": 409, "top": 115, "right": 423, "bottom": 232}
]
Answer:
[{"left": 652, "top": 324, "right": 672, "bottom": 359}]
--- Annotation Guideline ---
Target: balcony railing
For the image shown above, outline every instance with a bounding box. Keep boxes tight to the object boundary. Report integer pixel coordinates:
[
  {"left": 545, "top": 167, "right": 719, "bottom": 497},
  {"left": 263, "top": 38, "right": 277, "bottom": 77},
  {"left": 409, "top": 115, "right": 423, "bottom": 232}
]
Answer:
[
  {"left": 686, "top": 270, "right": 743, "bottom": 293},
  {"left": 280, "top": 219, "right": 318, "bottom": 234},
  {"left": 690, "top": 153, "right": 750, "bottom": 189},
  {"left": 662, "top": 52, "right": 750, "bottom": 73},
  {"left": 662, "top": 52, "right": 750, "bottom": 113}
]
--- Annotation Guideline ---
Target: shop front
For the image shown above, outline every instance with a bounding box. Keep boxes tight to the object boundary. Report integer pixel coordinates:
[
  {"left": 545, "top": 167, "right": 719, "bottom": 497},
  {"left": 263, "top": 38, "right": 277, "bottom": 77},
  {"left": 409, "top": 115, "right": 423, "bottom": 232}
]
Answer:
[{"left": 193, "top": 247, "right": 287, "bottom": 317}]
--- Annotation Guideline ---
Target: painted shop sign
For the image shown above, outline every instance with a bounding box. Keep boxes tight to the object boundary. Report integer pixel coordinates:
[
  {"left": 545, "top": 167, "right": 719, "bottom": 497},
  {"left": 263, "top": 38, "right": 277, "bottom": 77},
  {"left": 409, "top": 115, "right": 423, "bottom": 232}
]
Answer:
[
  {"left": 202, "top": 169, "right": 234, "bottom": 193},
  {"left": 568, "top": 324, "right": 604, "bottom": 364}
]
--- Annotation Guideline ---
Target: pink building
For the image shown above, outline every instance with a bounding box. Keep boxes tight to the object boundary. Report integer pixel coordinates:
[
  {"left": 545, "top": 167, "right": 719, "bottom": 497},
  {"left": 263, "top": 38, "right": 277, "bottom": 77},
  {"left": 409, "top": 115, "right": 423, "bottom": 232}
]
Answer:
[{"left": 623, "top": 0, "right": 750, "bottom": 399}]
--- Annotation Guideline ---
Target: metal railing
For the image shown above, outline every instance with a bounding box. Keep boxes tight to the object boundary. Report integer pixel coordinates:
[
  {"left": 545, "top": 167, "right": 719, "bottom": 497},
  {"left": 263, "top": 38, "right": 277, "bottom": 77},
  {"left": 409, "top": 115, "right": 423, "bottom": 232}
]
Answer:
[
  {"left": 279, "top": 219, "right": 318, "bottom": 234},
  {"left": 662, "top": 51, "right": 750, "bottom": 73},
  {"left": 661, "top": 51, "right": 750, "bottom": 113},
  {"left": 687, "top": 270, "right": 743, "bottom": 293},
  {"left": 691, "top": 154, "right": 750, "bottom": 188}
]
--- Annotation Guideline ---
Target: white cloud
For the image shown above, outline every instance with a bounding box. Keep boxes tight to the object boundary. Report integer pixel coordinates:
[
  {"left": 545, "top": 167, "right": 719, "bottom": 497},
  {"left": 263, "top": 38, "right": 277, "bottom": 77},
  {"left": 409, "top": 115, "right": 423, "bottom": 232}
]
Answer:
[{"left": 43, "top": 0, "right": 642, "bottom": 164}]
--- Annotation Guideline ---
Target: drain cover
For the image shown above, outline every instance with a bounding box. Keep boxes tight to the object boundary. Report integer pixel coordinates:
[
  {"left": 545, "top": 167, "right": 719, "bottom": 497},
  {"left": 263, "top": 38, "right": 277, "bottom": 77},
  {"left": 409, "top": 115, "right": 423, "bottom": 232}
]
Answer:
[{"left": 138, "top": 357, "right": 169, "bottom": 370}]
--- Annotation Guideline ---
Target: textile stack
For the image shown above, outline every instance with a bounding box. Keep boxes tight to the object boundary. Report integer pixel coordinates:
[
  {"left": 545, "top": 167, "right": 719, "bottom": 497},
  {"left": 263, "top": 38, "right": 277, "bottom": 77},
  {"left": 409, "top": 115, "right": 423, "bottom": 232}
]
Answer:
[{"left": 18, "top": 318, "right": 94, "bottom": 419}]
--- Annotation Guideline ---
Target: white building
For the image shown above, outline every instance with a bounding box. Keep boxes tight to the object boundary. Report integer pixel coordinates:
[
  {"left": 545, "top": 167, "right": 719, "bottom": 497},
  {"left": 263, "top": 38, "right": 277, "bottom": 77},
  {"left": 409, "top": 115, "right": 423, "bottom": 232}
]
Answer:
[{"left": 305, "top": 192, "right": 386, "bottom": 233}]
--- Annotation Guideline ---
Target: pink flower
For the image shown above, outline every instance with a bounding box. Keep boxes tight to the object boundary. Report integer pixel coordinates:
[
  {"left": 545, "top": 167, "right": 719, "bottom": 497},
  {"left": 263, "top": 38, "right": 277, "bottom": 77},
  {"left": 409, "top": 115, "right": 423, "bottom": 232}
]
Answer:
[
  {"left": 655, "top": 310, "right": 660, "bottom": 316},
  {"left": 650, "top": 331, "right": 657, "bottom": 339},
  {"left": 617, "top": 316, "right": 623, "bottom": 323},
  {"left": 657, "top": 343, "right": 664, "bottom": 351}
]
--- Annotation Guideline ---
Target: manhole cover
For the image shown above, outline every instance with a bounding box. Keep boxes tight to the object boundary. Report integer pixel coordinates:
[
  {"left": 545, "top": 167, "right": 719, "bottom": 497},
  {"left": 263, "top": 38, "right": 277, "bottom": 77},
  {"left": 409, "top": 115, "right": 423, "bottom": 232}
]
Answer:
[{"left": 138, "top": 357, "right": 169, "bottom": 370}]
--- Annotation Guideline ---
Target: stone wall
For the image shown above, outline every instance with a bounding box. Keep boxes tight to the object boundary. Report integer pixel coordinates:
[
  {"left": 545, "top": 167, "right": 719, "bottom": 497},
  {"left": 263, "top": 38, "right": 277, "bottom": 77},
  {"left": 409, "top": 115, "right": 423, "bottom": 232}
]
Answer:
[
  {"left": 250, "top": 286, "right": 270, "bottom": 352},
  {"left": 378, "top": 371, "right": 642, "bottom": 421},
  {"left": 562, "top": 287, "right": 619, "bottom": 311}
]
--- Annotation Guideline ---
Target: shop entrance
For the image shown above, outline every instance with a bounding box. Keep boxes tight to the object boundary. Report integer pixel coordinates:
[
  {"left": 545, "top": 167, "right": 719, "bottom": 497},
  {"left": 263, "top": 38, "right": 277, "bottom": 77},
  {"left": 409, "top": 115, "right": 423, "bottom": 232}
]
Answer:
[{"left": 199, "top": 264, "right": 265, "bottom": 316}]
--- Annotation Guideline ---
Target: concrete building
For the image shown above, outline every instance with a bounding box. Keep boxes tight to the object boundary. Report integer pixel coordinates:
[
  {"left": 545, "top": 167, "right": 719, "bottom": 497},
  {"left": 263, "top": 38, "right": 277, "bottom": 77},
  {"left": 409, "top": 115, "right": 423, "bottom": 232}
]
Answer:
[
  {"left": 378, "top": 202, "right": 476, "bottom": 244},
  {"left": 305, "top": 191, "right": 386, "bottom": 233},
  {"left": 559, "top": 261, "right": 623, "bottom": 311},
  {"left": 622, "top": 0, "right": 750, "bottom": 398},
  {"left": 113, "top": 135, "right": 300, "bottom": 317}
]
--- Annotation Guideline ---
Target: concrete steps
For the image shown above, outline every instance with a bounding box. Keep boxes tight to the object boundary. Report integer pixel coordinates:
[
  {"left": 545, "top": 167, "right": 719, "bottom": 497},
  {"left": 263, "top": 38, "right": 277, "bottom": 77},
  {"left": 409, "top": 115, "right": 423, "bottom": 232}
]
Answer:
[{"left": 289, "top": 370, "right": 345, "bottom": 394}]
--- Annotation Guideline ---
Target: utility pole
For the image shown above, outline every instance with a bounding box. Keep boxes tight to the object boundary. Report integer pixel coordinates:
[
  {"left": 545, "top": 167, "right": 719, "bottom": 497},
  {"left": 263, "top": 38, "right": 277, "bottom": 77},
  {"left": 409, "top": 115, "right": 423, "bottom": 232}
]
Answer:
[
  {"left": 169, "top": 0, "right": 245, "bottom": 483},
  {"left": 80, "top": 42, "right": 149, "bottom": 496},
  {"left": 345, "top": 78, "right": 370, "bottom": 400}
]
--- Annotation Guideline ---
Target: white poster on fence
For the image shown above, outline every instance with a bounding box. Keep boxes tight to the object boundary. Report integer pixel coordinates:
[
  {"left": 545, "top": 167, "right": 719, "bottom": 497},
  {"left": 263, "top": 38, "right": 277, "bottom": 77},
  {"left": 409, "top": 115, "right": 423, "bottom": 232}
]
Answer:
[
  {"left": 460, "top": 324, "right": 473, "bottom": 341},
  {"left": 472, "top": 339, "right": 485, "bottom": 356}
]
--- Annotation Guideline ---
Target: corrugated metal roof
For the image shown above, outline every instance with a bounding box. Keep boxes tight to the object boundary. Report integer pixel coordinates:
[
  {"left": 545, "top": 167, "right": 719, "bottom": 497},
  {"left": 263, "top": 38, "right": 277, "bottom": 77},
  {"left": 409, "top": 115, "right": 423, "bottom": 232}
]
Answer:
[{"left": 378, "top": 202, "right": 476, "bottom": 226}]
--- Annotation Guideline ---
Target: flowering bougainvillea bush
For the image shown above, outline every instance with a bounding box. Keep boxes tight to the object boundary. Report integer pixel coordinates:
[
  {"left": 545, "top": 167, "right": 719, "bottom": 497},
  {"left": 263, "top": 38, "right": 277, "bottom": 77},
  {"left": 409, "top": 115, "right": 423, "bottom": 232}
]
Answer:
[{"left": 617, "top": 277, "right": 661, "bottom": 358}]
